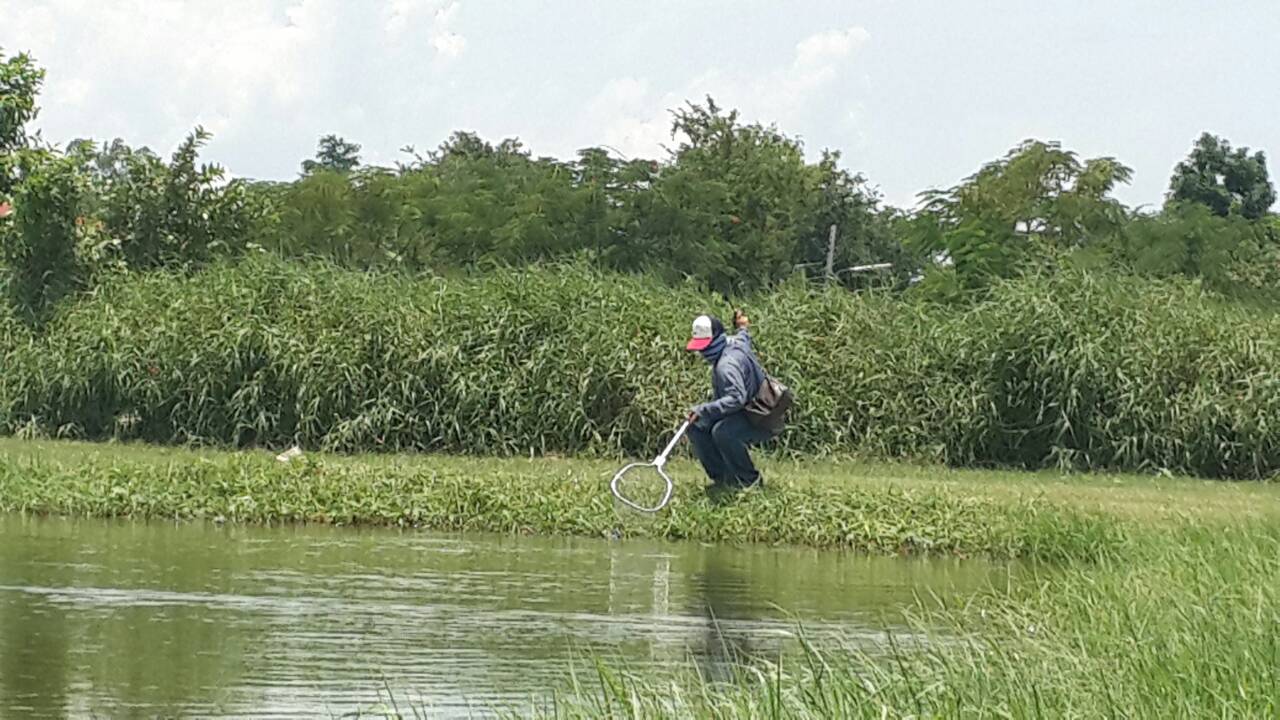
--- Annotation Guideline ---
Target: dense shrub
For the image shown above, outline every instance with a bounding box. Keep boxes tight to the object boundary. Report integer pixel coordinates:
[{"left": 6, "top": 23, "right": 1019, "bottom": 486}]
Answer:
[
  {"left": 2, "top": 259, "right": 1279, "bottom": 478},
  {"left": 0, "top": 149, "right": 94, "bottom": 321}
]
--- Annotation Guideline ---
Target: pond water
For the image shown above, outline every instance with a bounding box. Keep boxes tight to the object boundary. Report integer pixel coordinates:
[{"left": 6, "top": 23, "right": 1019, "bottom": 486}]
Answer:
[{"left": 0, "top": 514, "right": 1008, "bottom": 718}]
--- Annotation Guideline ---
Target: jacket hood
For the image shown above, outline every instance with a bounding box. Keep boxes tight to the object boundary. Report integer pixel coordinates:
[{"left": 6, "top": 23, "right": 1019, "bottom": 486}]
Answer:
[{"left": 699, "top": 334, "right": 727, "bottom": 364}]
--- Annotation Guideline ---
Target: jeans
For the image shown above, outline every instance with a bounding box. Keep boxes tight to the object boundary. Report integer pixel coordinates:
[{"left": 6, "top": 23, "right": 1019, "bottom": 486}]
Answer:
[{"left": 688, "top": 412, "right": 774, "bottom": 487}]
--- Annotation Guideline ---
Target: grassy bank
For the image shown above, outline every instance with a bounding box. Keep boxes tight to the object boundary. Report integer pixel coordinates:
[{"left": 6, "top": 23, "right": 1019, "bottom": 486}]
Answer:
[
  {"left": 510, "top": 464, "right": 1280, "bottom": 717},
  {"left": 4, "top": 438, "right": 1278, "bottom": 562},
  {"left": 4, "top": 439, "right": 1277, "bottom": 717},
  {"left": 6, "top": 259, "right": 1280, "bottom": 477},
  {"left": 527, "top": 523, "right": 1280, "bottom": 719}
]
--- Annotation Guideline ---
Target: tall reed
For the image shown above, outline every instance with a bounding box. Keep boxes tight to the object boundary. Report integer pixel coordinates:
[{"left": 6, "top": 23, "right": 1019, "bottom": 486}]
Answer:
[{"left": 3, "top": 258, "right": 1279, "bottom": 477}]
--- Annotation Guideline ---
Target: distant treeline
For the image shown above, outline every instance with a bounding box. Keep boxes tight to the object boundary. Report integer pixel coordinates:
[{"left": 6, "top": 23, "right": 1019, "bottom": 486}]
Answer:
[{"left": 2, "top": 49, "right": 1277, "bottom": 324}]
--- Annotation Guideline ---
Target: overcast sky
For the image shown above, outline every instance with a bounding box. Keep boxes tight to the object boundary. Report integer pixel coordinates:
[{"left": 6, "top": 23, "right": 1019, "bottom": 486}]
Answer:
[{"left": 4, "top": 0, "right": 1278, "bottom": 210}]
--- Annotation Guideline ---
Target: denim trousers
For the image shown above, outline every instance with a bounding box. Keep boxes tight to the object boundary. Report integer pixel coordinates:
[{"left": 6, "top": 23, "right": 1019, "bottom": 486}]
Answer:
[{"left": 687, "top": 412, "right": 774, "bottom": 486}]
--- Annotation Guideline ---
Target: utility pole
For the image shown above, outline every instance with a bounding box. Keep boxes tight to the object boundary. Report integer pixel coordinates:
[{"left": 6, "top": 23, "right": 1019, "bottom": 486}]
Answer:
[{"left": 823, "top": 224, "right": 837, "bottom": 282}]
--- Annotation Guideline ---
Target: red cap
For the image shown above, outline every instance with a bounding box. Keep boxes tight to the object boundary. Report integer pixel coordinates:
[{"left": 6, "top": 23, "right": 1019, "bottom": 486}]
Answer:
[{"left": 685, "top": 314, "right": 722, "bottom": 351}]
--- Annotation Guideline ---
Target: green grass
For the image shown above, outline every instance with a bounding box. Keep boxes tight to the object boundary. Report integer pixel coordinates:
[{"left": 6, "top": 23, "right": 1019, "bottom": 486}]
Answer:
[
  {"left": 788, "top": 460, "right": 1280, "bottom": 524},
  {"left": 338, "top": 521, "right": 1280, "bottom": 719},
  {"left": 505, "top": 462, "right": 1278, "bottom": 718},
  {"left": 512, "top": 523, "right": 1280, "bottom": 719},
  {"left": 4, "top": 437, "right": 1277, "bottom": 562},
  {"left": 8, "top": 259, "right": 1280, "bottom": 478}
]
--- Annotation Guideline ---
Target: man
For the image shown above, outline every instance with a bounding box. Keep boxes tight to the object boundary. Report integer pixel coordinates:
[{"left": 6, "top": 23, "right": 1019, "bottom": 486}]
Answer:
[{"left": 684, "top": 310, "right": 773, "bottom": 490}]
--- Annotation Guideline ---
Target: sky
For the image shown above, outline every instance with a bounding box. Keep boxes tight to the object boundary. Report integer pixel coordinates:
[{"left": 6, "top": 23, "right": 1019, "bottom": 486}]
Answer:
[{"left": 3, "top": 0, "right": 1278, "bottom": 211}]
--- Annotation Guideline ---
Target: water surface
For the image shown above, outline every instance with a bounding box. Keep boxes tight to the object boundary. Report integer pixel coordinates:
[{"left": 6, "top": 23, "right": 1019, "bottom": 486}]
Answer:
[{"left": 0, "top": 515, "right": 1007, "bottom": 717}]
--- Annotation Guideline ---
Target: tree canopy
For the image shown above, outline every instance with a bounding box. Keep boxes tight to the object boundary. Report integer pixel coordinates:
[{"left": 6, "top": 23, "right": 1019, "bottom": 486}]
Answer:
[
  {"left": 910, "top": 140, "right": 1133, "bottom": 285},
  {"left": 2, "top": 48, "right": 1278, "bottom": 319},
  {"left": 1169, "top": 132, "right": 1275, "bottom": 220},
  {"left": 301, "top": 134, "right": 362, "bottom": 175}
]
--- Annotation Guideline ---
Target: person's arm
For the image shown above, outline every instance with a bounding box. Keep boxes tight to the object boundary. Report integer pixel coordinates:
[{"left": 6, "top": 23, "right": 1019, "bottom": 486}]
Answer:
[
  {"left": 732, "top": 309, "right": 752, "bottom": 348},
  {"left": 692, "top": 360, "right": 750, "bottom": 423}
]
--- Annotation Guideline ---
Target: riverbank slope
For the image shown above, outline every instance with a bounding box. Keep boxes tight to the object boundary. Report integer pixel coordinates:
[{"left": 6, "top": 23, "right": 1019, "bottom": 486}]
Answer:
[
  {"left": 3, "top": 438, "right": 1276, "bottom": 561},
  {"left": 5, "top": 438, "right": 1278, "bottom": 717}
]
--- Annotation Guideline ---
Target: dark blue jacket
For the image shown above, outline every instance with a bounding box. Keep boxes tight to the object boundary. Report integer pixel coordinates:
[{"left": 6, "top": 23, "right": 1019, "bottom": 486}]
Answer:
[{"left": 694, "top": 329, "right": 766, "bottom": 426}]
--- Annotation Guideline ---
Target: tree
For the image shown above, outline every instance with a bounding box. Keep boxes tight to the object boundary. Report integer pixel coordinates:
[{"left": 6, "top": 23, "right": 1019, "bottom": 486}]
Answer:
[
  {"left": 798, "top": 150, "right": 907, "bottom": 290},
  {"left": 1168, "top": 133, "right": 1275, "bottom": 220},
  {"left": 605, "top": 97, "right": 886, "bottom": 293},
  {"left": 416, "top": 133, "right": 581, "bottom": 267},
  {"left": 0, "top": 50, "right": 79, "bottom": 322},
  {"left": 275, "top": 130, "right": 587, "bottom": 270},
  {"left": 431, "top": 131, "right": 498, "bottom": 163},
  {"left": 301, "top": 134, "right": 362, "bottom": 175},
  {"left": 1, "top": 49, "right": 46, "bottom": 197},
  {"left": 2, "top": 149, "right": 93, "bottom": 322},
  {"left": 67, "top": 137, "right": 158, "bottom": 184},
  {"left": 910, "top": 140, "right": 1132, "bottom": 285},
  {"left": 1109, "top": 204, "right": 1279, "bottom": 297},
  {"left": 86, "top": 129, "right": 269, "bottom": 270},
  {"left": 0, "top": 50, "right": 43, "bottom": 153}
]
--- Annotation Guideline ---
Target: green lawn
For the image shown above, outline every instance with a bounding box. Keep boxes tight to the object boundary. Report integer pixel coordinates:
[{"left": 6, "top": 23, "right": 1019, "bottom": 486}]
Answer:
[
  {"left": 783, "top": 458, "right": 1280, "bottom": 523},
  {"left": 4, "top": 436, "right": 1273, "bottom": 525},
  {"left": 2, "top": 437, "right": 1276, "bottom": 564}
]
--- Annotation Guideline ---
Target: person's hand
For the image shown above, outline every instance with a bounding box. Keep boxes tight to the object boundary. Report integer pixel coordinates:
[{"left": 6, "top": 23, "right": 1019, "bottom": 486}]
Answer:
[
  {"left": 687, "top": 410, "right": 699, "bottom": 424},
  {"left": 733, "top": 309, "right": 749, "bottom": 329}
]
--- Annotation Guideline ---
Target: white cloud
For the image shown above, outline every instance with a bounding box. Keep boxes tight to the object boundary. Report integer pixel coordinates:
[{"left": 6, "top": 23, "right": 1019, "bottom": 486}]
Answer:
[
  {"left": 385, "top": 0, "right": 466, "bottom": 58},
  {"left": 580, "top": 77, "right": 677, "bottom": 159},
  {"left": 579, "top": 25, "right": 871, "bottom": 160},
  {"left": 430, "top": 2, "right": 467, "bottom": 59},
  {"left": 753, "top": 25, "right": 871, "bottom": 116},
  {"left": 385, "top": 0, "right": 434, "bottom": 37},
  {"left": 1, "top": 0, "right": 466, "bottom": 171},
  {"left": 795, "top": 26, "right": 870, "bottom": 70},
  {"left": 783, "top": 25, "right": 875, "bottom": 99}
]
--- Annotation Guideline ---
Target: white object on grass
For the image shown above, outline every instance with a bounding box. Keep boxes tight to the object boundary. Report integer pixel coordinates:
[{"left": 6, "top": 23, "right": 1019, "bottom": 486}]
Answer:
[
  {"left": 835, "top": 262, "right": 893, "bottom": 275},
  {"left": 276, "top": 446, "right": 304, "bottom": 463},
  {"left": 610, "top": 420, "right": 691, "bottom": 513}
]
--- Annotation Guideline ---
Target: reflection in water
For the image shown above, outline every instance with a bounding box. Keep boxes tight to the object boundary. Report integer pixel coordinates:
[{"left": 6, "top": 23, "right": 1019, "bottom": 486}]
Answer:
[
  {"left": 1, "top": 571, "right": 71, "bottom": 718},
  {"left": 0, "top": 515, "right": 1009, "bottom": 718},
  {"left": 695, "top": 546, "right": 765, "bottom": 683},
  {"left": 0, "top": 522, "right": 252, "bottom": 717}
]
